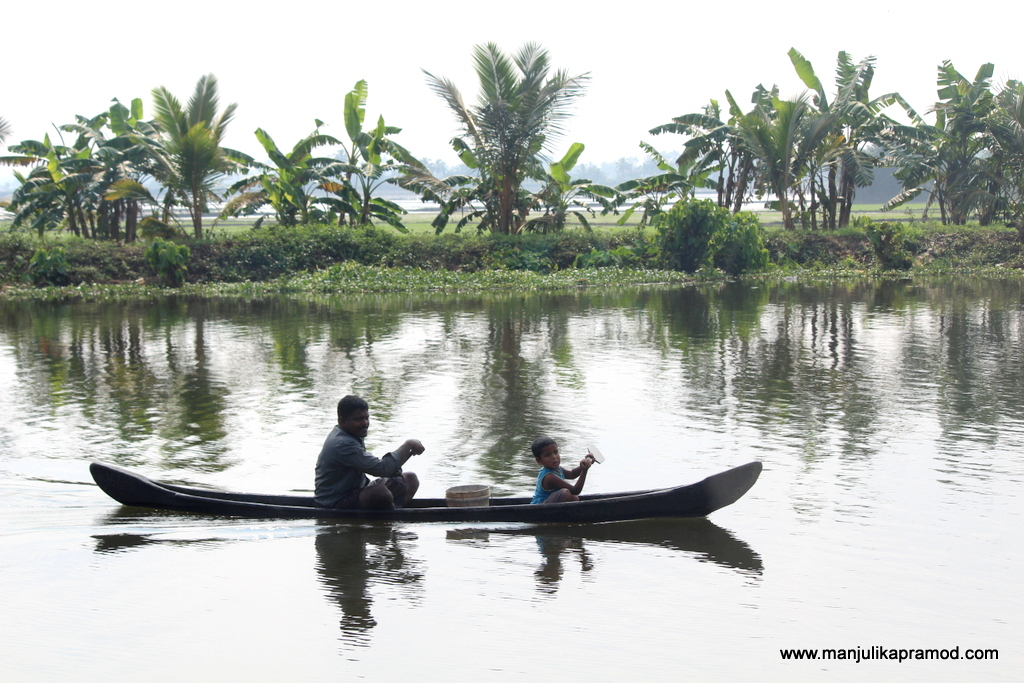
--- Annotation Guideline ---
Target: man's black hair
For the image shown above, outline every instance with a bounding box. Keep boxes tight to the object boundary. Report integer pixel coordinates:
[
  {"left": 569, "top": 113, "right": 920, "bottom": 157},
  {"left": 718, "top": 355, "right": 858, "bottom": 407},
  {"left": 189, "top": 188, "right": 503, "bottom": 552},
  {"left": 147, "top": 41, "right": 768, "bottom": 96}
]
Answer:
[
  {"left": 337, "top": 395, "right": 369, "bottom": 422},
  {"left": 531, "top": 436, "right": 556, "bottom": 459}
]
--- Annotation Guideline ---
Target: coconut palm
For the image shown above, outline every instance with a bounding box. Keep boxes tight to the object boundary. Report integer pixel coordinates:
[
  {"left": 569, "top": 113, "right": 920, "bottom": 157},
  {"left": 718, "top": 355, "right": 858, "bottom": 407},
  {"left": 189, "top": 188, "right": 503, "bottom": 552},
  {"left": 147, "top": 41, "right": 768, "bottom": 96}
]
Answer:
[
  {"left": 737, "top": 93, "right": 834, "bottom": 230},
  {"left": 137, "top": 74, "right": 249, "bottom": 238},
  {"left": 0, "top": 116, "right": 11, "bottom": 144},
  {"left": 403, "top": 42, "right": 589, "bottom": 234}
]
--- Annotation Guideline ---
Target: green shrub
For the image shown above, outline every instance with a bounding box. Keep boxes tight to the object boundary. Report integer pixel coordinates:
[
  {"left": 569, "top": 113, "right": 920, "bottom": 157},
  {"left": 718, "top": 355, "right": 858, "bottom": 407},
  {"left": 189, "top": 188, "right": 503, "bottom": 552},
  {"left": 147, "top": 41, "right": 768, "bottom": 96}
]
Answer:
[
  {"left": 657, "top": 200, "right": 770, "bottom": 275},
  {"left": 865, "top": 221, "right": 912, "bottom": 270},
  {"left": 575, "top": 246, "right": 625, "bottom": 268},
  {"left": 145, "top": 238, "right": 191, "bottom": 286},
  {"left": 27, "top": 247, "right": 70, "bottom": 286},
  {"left": 714, "top": 211, "right": 771, "bottom": 275},
  {"left": 657, "top": 199, "right": 729, "bottom": 272}
]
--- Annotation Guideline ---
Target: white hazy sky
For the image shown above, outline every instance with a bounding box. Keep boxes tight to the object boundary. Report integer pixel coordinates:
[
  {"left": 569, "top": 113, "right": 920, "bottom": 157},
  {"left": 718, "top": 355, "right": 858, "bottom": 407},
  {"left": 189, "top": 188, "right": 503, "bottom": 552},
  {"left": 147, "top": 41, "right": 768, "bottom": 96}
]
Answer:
[{"left": 3, "top": 0, "right": 1022, "bottom": 177}]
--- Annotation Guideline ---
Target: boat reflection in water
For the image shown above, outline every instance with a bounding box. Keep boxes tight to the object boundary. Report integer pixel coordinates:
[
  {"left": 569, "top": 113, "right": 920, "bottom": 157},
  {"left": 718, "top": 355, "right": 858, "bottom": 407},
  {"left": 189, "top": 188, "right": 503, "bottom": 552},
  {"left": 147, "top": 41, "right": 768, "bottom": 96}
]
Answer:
[
  {"left": 447, "top": 518, "right": 762, "bottom": 595},
  {"left": 90, "top": 510, "right": 759, "bottom": 648},
  {"left": 313, "top": 524, "right": 424, "bottom": 649}
]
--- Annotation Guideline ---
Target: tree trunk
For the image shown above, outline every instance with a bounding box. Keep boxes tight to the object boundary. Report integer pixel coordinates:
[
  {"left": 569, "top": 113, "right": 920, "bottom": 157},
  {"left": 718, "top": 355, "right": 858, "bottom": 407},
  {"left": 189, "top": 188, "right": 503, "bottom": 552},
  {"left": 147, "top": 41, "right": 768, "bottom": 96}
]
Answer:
[
  {"left": 808, "top": 175, "right": 818, "bottom": 231},
  {"left": 97, "top": 202, "right": 108, "bottom": 239},
  {"left": 66, "top": 198, "right": 80, "bottom": 238},
  {"left": 838, "top": 169, "right": 854, "bottom": 228},
  {"left": 110, "top": 201, "right": 122, "bottom": 242},
  {"left": 192, "top": 193, "right": 203, "bottom": 239},
  {"left": 827, "top": 164, "right": 838, "bottom": 230},
  {"left": 732, "top": 160, "right": 752, "bottom": 214},
  {"left": 126, "top": 200, "right": 138, "bottom": 243}
]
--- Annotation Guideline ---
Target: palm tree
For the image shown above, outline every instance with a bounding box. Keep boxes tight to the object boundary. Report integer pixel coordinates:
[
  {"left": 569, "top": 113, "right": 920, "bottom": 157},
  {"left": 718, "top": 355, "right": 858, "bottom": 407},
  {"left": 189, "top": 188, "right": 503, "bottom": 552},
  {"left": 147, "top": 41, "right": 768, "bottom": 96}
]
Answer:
[
  {"left": 0, "top": 116, "right": 11, "bottom": 144},
  {"left": 403, "top": 42, "right": 589, "bottom": 234},
  {"left": 737, "top": 93, "right": 830, "bottom": 230},
  {"left": 138, "top": 74, "right": 249, "bottom": 238}
]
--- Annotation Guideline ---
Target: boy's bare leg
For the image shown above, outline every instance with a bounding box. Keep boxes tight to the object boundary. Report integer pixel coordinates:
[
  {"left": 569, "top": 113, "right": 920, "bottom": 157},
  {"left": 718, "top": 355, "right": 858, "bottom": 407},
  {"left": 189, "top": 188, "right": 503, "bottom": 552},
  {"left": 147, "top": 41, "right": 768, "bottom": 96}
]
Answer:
[{"left": 543, "top": 488, "right": 579, "bottom": 504}]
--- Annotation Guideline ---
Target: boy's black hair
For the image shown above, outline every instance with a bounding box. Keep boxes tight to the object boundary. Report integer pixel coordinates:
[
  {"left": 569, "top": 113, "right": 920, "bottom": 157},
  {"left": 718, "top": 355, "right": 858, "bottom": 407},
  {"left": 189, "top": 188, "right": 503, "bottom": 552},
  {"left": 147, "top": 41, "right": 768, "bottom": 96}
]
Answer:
[
  {"left": 337, "top": 395, "right": 369, "bottom": 422},
  {"left": 531, "top": 436, "right": 556, "bottom": 459}
]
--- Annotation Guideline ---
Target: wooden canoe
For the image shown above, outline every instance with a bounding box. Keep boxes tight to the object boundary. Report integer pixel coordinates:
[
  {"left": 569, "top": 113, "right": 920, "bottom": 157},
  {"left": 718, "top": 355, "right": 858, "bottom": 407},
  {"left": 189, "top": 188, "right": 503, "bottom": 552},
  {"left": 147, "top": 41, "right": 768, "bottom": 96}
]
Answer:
[{"left": 89, "top": 460, "right": 762, "bottom": 523}]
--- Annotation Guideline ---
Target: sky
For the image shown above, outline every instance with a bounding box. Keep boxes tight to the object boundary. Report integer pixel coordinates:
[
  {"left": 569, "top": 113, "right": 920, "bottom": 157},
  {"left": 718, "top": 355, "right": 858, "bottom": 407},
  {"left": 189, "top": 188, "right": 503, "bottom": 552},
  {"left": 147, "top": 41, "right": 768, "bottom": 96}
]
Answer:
[{"left": 3, "top": 0, "right": 1023, "bottom": 183}]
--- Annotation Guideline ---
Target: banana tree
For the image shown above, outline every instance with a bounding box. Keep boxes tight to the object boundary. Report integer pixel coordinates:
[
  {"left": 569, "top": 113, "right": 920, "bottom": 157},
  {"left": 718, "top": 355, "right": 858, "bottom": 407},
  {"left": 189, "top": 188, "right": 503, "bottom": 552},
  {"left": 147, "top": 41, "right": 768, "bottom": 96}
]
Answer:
[
  {"left": 884, "top": 61, "right": 996, "bottom": 225},
  {"left": 323, "top": 80, "right": 424, "bottom": 232},
  {"left": 523, "top": 143, "right": 618, "bottom": 233},
  {"left": 788, "top": 49, "right": 917, "bottom": 228},
  {"left": 221, "top": 124, "right": 341, "bottom": 227},
  {"left": 613, "top": 142, "right": 705, "bottom": 228},
  {"left": 986, "top": 80, "right": 1024, "bottom": 236},
  {"left": 1, "top": 134, "right": 101, "bottom": 236},
  {"left": 650, "top": 92, "right": 760, "bottom": 214},
  {"left": 61, "top": 98, "right": 161, "bottom": 241}
]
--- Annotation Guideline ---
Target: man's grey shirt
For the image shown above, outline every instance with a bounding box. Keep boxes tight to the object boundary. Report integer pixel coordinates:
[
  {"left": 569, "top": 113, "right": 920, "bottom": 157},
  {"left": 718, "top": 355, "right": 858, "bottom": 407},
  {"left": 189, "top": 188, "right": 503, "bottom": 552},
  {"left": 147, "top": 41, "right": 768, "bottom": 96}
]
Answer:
[{"left": 314, "top": 425, "right": 409, "bottom": 507}]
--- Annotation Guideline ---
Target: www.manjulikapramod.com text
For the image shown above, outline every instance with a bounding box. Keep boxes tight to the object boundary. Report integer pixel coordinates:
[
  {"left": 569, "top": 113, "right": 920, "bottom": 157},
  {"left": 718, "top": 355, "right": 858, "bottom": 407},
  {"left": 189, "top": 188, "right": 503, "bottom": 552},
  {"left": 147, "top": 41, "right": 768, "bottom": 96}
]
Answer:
[{"left": 780, "top": 646, "right": 998, "bottom": 663}]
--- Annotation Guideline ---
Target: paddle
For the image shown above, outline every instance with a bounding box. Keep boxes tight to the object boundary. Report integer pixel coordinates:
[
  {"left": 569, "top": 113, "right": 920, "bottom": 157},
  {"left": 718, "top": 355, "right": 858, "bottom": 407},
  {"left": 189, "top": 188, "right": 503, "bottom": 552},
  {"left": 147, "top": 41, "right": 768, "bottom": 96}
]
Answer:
[{"left": 587, "top": 444, "right": 605, "bottom": 464}]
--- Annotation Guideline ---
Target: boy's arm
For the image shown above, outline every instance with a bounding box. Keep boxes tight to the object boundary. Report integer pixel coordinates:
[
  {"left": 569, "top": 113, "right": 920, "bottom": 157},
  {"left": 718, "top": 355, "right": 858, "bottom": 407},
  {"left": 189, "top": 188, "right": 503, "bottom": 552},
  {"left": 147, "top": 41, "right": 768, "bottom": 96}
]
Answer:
[
  {"left": 544, "top": 461, "right": 592, "bottom": 495},
  {"left": 568, "top": 467, "right": 589, "bottom": 495},
  {"left": 563, "top": 455, "right": 596, "bottom": 480},
  {"left": 541, "top": 471, "right": 585, "bottom": 495}
]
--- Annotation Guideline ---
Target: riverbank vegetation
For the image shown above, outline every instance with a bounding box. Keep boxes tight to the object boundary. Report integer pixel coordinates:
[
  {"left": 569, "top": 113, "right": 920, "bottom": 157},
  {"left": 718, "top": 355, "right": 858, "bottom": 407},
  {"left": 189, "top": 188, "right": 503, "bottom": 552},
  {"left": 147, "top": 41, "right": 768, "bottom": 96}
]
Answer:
[
  {"left": 2, "top": 43, "right": 1024, "bottom": 300},
  {"left": 5, "top": 45, "right": 1024, "bottom": 240},
  {"left": 1, "top": 217, "right": 1021, "bottom": 299}
]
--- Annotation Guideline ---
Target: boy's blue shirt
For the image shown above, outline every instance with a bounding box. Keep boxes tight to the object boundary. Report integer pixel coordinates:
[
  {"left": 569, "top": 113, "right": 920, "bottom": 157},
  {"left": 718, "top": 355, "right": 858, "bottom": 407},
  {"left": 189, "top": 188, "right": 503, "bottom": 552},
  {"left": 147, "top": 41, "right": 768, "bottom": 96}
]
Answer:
[{"left": 531, "top": 465, "right": 565, "bottom": 504}]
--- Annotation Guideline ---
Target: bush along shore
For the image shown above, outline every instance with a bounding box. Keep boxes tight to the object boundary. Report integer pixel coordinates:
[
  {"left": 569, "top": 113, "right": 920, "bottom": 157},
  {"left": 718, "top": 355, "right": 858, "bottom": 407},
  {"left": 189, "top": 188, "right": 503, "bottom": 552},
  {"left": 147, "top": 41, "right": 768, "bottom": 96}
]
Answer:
[{"left": 1, "top": 217, "right": 1023, "bottom": 301}]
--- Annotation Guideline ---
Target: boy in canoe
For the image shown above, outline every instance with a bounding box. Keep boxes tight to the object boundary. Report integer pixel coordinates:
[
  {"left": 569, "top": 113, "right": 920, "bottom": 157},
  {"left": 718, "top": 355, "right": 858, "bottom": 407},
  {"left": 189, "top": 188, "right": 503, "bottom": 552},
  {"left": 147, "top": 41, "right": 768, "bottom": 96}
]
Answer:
[
  {"left": 315, "top": 395, "right": 425, "bottom": 510},
  {"left": 530, "top": 437, "right": 595, "bottom": 504}
]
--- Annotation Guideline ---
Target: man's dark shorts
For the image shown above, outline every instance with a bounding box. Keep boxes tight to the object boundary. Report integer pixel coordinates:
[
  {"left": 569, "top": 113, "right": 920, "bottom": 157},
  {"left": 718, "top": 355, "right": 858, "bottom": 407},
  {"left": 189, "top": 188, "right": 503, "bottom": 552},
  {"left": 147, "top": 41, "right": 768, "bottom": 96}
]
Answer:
[{"left": 334, "top": 476, "right": 408, "bottom": 509}]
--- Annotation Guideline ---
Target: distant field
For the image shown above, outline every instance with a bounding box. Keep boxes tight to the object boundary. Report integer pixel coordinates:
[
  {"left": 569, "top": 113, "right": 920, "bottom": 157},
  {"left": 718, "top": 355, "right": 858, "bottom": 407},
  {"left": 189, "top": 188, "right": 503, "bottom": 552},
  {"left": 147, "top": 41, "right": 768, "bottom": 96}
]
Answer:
[{"left": 0, "top": 203, "right": 943, "bottom": 238}]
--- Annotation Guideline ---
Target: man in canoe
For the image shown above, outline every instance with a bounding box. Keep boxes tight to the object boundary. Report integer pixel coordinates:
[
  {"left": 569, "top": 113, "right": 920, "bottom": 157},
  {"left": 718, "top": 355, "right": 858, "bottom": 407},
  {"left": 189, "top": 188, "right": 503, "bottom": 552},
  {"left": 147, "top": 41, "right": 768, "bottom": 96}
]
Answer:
[{"left": 315, "top": 395, "right": 425, "bottom": 510}]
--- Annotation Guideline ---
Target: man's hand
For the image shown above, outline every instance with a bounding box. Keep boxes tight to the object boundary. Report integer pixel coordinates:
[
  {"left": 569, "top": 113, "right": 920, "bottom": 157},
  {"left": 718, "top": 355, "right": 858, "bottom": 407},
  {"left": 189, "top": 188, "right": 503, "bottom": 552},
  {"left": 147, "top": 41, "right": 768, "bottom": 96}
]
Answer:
[{"left": 400, "top": 439, "right": 425, "bottom": 456}]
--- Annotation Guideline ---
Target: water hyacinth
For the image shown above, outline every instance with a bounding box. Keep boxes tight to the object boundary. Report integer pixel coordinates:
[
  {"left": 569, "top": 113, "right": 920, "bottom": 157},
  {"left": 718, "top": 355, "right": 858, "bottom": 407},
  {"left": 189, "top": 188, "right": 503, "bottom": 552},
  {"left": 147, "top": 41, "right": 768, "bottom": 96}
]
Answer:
[{"left": 0, "top": 263, "right": 697, "bottom": 301}]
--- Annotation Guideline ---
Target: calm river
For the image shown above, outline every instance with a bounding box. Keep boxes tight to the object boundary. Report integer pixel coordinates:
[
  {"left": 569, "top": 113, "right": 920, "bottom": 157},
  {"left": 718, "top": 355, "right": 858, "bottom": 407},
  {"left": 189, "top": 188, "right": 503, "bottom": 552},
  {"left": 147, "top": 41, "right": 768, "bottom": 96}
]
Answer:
[{"left": 0, "top": 278, "right": 1021, "bottom": 682}]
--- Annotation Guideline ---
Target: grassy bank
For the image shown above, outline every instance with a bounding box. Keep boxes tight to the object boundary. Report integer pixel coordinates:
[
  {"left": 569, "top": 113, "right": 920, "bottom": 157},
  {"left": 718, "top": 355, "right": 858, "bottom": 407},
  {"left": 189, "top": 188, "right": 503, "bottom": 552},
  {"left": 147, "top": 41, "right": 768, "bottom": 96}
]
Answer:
[{"left": 1, "top": 220, "right": 1022, "bottom": 301}]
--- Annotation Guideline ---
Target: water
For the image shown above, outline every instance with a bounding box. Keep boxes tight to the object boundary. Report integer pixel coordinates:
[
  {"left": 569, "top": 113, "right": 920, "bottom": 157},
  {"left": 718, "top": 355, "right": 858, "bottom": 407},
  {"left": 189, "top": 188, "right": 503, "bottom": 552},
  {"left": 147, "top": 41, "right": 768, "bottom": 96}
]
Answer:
[{"left": 0, "top": 279, "right": 1021, "bottom": 681}]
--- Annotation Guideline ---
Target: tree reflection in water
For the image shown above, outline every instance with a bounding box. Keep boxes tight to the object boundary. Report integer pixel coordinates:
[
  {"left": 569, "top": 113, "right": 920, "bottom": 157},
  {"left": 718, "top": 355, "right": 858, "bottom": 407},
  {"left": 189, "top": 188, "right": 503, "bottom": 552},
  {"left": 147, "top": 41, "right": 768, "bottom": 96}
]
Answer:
[{"left": 314, "top": 524, "right": 424, "bottom": 649}]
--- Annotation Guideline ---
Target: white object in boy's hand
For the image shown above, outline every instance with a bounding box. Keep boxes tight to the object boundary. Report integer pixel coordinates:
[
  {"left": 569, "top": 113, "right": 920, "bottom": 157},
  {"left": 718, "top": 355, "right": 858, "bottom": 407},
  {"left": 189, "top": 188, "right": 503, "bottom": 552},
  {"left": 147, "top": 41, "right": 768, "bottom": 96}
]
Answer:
[{"left": 587, "top": 444, "right": 605, "bottom": 464}]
